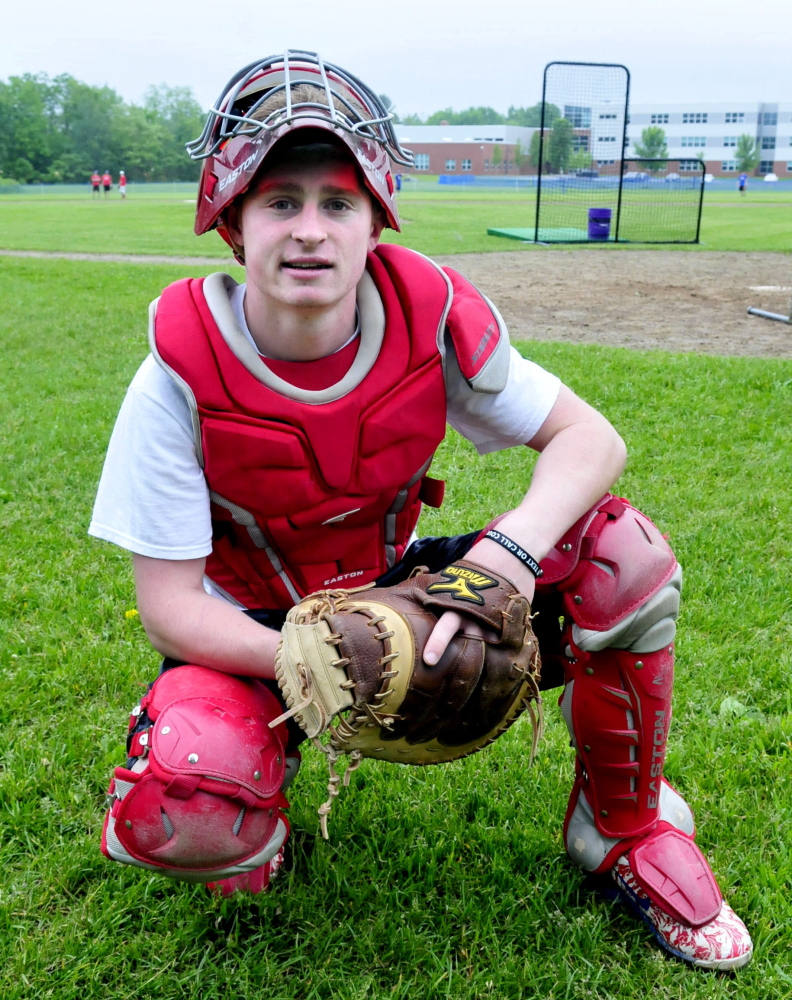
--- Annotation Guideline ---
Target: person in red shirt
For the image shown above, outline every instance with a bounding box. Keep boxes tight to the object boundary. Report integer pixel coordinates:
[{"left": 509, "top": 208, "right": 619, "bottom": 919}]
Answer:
[
  {"left": 102, "top": 171, "right": 112, "bottom": 196},
  {"left": 118, "top": 171, "right": 127, "bottom": 199},
  {"left": 91, "top": 170, "right": 101, "bottom": 198}
]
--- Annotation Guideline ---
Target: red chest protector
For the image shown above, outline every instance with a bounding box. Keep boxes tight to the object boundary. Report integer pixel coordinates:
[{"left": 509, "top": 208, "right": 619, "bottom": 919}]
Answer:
[{"left": 152, "top": 244, "right": 506, "bottom": 609}]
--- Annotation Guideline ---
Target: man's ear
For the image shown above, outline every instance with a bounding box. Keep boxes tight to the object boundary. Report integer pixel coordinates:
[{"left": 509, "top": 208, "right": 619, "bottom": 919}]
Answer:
[
  {"left": 368, "top": 206, "right": 386, "bottom": 251},
  {"left": 222, "top": 201, "right": 244, "bottom": 249}
]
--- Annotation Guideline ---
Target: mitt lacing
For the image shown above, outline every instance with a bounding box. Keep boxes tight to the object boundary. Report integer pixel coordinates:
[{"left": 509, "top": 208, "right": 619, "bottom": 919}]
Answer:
[
  {"left": 311, "top": 613, "right": 401, "bottom": 838},
  {"left": 313, "top": 742, "right": 363, "bottom": 839}
]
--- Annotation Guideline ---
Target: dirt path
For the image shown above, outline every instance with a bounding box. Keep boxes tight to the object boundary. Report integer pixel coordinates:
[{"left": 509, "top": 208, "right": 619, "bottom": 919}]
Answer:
[
  {"left": 433, "top": 250, "right": 792, "bottom": 359},
  {"left": 4, "top": 247, "right": 791, "bottom": 357}
]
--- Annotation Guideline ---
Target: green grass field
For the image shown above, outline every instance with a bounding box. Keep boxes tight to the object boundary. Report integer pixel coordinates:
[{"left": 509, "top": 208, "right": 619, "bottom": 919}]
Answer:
[
  {"left": 1, "top": 186, "right": 791, "bottom": 257},
  {"left": 1, "top": 196, "right": 791, "bottom": 999}
]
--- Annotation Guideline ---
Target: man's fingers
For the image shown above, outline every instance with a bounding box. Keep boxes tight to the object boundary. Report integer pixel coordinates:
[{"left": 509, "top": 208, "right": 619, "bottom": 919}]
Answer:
[
  {"left": 424, "top": 613, "right": 489, "bottom": 665},
  {"left": 424, "top": 611, "right": 463, "bottom": 665}
]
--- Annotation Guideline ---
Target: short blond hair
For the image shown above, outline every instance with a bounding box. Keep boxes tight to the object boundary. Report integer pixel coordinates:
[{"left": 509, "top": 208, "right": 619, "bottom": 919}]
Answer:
[{"left": 250, "top": 82, "right": 367, "bottom": 124}]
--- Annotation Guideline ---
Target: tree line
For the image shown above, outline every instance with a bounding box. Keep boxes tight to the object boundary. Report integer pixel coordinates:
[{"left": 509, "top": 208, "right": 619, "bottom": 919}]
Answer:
[
  {"left": 8, "top": 74, "right": 762, "bottom": 184},
  {"left": 393, "top": 101, "right": 560, "bottom": 128},
  {"left": 0, "top": 73, "right": 205, "bottom": 184},
  {"left": 1, "top": 79, "right": 570, "bottom": 184}
]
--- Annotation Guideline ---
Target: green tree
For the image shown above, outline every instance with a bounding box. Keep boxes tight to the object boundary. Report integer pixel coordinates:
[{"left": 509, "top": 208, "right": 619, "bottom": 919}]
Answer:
[
  {"left": 0, "top": 71, "right": 211, "bottom": 183},
  {"left": 110, "top": 104, "right": 171, "bottom": 180},
  {"left": 633, "top": 126, "right": 668, "bottom": 172},
  {"left": 54, "top": 74, "right": 124, "bottom": 179},
  {"left": 514, "top": 139, "right": 529, "bottom": 172},
  {"left": 492, "top": 144, "right": 503, "bottom": 172},
  {"left": 399, "top": 113, "right": 424, "bottom": 126},
  {"left": 507, "top": 102, "right": 560, "bottom": 127},
  {"left": 142, "top": 84, "right": 205, "bottom": 180},
  {"left": 425, "top": 106, "right": 505, "bottom": 126},
  {"left": 0, "top": 74, "right": 62, "bottom": 181},
  {"left": 547, "top": 118, "right": 574, "bottom": 173},
  {"left": 569, "top": 149, "right": 594, "bottom": 171},
  {"left": 735, "top": 134, "right": 759, "bottom": 173},
  {"left": 528, "top": 130, "right": 543, "bottom": 170}
]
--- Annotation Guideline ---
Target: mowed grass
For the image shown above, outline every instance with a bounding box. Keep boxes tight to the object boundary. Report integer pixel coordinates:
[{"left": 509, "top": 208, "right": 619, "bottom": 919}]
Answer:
[
  {"left": 1, "top": 187, "right": 791, "bottom": 257},
  {"left": 1, "top": 256, "right": 791, "bottom": 998}
]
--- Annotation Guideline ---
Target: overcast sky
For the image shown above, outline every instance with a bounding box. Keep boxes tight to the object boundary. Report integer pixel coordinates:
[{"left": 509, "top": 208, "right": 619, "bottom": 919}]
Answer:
[{"left": 2, "top": 0, "right": 788, "bottom": 117}]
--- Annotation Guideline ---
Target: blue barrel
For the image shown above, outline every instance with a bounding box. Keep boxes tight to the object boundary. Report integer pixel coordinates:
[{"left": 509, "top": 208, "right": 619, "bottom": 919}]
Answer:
[{"left": 588, "top": 207, "right": 612, "bottom": 240}]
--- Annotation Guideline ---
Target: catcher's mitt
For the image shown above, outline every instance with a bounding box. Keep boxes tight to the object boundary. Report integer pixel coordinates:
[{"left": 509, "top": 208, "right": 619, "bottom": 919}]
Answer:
[{"left": 271, "top": 559, "right": 542, "bottom": 836}]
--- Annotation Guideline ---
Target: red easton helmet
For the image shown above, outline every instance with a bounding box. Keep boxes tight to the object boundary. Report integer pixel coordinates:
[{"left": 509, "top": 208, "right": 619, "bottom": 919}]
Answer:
[{"left": 187, "top": 50, "right": 414, "bottom": 247}]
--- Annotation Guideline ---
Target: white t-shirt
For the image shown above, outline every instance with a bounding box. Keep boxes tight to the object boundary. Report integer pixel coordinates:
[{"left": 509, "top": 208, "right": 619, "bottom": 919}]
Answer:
[{"left": 89, "top": 279, "right": 560, "bottom": 575}]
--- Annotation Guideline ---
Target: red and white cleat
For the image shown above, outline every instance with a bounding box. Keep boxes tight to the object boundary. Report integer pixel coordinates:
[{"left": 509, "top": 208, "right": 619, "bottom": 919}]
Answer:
[
  {"left": 206, "top": 848, "right": 286, "bottom": 898},
  {"left": 612, "top": 834, "right": 753, "bottom": 970}
]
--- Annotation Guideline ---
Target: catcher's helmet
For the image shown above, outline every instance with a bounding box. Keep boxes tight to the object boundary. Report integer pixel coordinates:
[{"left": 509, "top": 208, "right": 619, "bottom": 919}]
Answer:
[{"left": 187, "top": 50, "right": 414, "bottom": 246}]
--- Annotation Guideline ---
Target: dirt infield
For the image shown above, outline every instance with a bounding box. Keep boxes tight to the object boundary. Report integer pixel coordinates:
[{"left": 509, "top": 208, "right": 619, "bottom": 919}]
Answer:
[
  {"left": 436, "top": 249, "right": 792, "bottom": 358},
  {"left": 5, "top": 247, "right": 791, "bottom": 358}
]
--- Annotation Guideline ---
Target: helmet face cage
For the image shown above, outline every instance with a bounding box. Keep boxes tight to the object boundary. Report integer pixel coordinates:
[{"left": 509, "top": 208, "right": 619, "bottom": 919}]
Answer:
[{"left": 188, "top": 50, "right": 413, "bottom": 239}]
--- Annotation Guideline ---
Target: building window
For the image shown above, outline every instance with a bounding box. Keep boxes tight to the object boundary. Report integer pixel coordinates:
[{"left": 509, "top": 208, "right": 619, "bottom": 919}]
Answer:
[
  {"left": 599, "top": 113, "right": 617, "bottom": 119},
  {"left": 484, "top": 159, "right": 489, "bottom": 171},
  {"left": 564, "top": 105, "right": 591, "bottom": 128},
  {"left": 725, "top": 112, "right": 744, "bottom": 123},
  {"left": 572, "top": 136, "right": 589, "bottom": 151},
  {"left": 762, "top": 112, "right": 778, "bottom": 126},
  {"left": 651, "top": 113, "right": 669, "bottom": 124},
  {"left": 596, "top": 159, "right": 615, "bottom": 166},
  {"left": 723, "top": 136, "right": 737, "bottom": 147},
  {"left": 761, "top": 137, "right": 775, "bottom": 150},
  {"left": 681, "top": 136, "right": 706, "bottom": 147},
  {"left": 721, "top": 161, "right": 737, "bottom": 171},
  {"left": 461, "top": 159, "right": 472, "bottom": 171},
  {"left": 787, "top": 162, "right": 792, "bottom": 171},
  {"left": 682, "top": 112, "right": 708, "bottom": 124},
  {"left": 445, "top": 159, "right": 456, "bottom": 171},
  {"left": 414, "top": 153, "right": 430, "bottom": 171},
  {"left": 679, "top": 159, "right": 702, "bottom": 171},
  {"left": 759, "top": 160, "right": 774, "bottom": 173},
  {"left": 598, "top": 135, "right": 617, "bottom": 142}
]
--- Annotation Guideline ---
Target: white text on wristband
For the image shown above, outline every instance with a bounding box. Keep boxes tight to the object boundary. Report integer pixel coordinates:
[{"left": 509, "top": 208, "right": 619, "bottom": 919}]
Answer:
[{"left": 483, "top": 530, "right": 543, "bottom": 577}]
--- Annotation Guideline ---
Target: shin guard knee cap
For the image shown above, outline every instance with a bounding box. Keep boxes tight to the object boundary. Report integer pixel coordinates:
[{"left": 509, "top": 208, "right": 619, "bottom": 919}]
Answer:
[{"left": 102, "top": 665, "right": 292, "bottom": 882}]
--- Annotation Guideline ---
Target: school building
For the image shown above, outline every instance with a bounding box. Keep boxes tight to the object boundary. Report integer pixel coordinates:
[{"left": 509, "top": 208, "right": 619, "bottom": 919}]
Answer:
[
  {"left": 393, "top": 102, "right": 791, "bottom": 179},
  {"left": 626, "top": 102, "right": 791, "bottom": 178},
  {"left": 392, "top": 124, "right": 534, "bottom": 176}
]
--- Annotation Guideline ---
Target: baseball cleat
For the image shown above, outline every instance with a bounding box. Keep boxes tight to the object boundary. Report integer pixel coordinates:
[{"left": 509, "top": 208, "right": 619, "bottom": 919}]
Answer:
[{"left": 613, "top": 851, "right": 753, "bottom": 970}]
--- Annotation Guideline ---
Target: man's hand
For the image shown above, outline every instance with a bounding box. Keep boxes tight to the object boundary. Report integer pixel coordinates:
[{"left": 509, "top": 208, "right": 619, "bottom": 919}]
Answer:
[{"left": 424, "top": 561, "right": 535, "bottom": 665}]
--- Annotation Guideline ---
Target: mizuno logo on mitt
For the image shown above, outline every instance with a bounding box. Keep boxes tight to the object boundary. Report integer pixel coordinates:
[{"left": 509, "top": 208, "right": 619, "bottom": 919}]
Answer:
[{"left": 426, "top": 565, "right": 498, "bottom": 604}]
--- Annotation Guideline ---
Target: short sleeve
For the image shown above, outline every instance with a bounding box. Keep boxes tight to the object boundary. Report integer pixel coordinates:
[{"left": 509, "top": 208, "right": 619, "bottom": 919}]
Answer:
[
  {"left": 445, "top": 339, "right": 561, "bottom": 454},
  {"left": 88, "top": 356, "right": 213, "bottom": 559}
]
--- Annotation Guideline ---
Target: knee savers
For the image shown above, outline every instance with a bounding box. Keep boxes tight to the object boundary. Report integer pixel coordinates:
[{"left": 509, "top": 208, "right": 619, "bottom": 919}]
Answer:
[{"left": 102, "top": 665, "right": 295, "bottom": 883}]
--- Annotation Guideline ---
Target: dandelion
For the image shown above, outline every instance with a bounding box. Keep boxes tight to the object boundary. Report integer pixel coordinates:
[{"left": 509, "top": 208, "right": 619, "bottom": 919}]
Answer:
[{"left": 125, "top": 609, "right": 139, "bottom": 619}]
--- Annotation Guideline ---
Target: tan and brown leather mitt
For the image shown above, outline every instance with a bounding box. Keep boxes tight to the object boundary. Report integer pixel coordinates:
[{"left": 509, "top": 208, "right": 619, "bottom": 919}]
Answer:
[{"left": 271, "top": 559, "right": 542, "bottom": 836}]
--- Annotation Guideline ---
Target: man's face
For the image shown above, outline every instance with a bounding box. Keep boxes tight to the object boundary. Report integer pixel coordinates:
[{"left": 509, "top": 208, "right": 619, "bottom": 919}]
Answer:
[{"left": 226, "top": 155, "right": 384, "bottom": 317}]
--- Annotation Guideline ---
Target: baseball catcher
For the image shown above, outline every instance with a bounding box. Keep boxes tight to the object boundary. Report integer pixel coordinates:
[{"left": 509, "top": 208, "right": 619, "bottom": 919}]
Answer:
[{"left": 90, "top": 49, "right": 752, "bottom": 969}]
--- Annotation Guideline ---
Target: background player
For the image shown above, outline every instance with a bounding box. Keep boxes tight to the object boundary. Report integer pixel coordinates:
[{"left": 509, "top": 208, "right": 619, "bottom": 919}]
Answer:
[{"left": 90, "top": 50, "right": 752, "bottom": 971}]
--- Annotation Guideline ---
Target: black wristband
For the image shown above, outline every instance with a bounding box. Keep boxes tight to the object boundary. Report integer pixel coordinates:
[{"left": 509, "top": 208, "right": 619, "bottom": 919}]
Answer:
[{"left": 483, "top": 529, "right": 543, "bottom": 577}]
